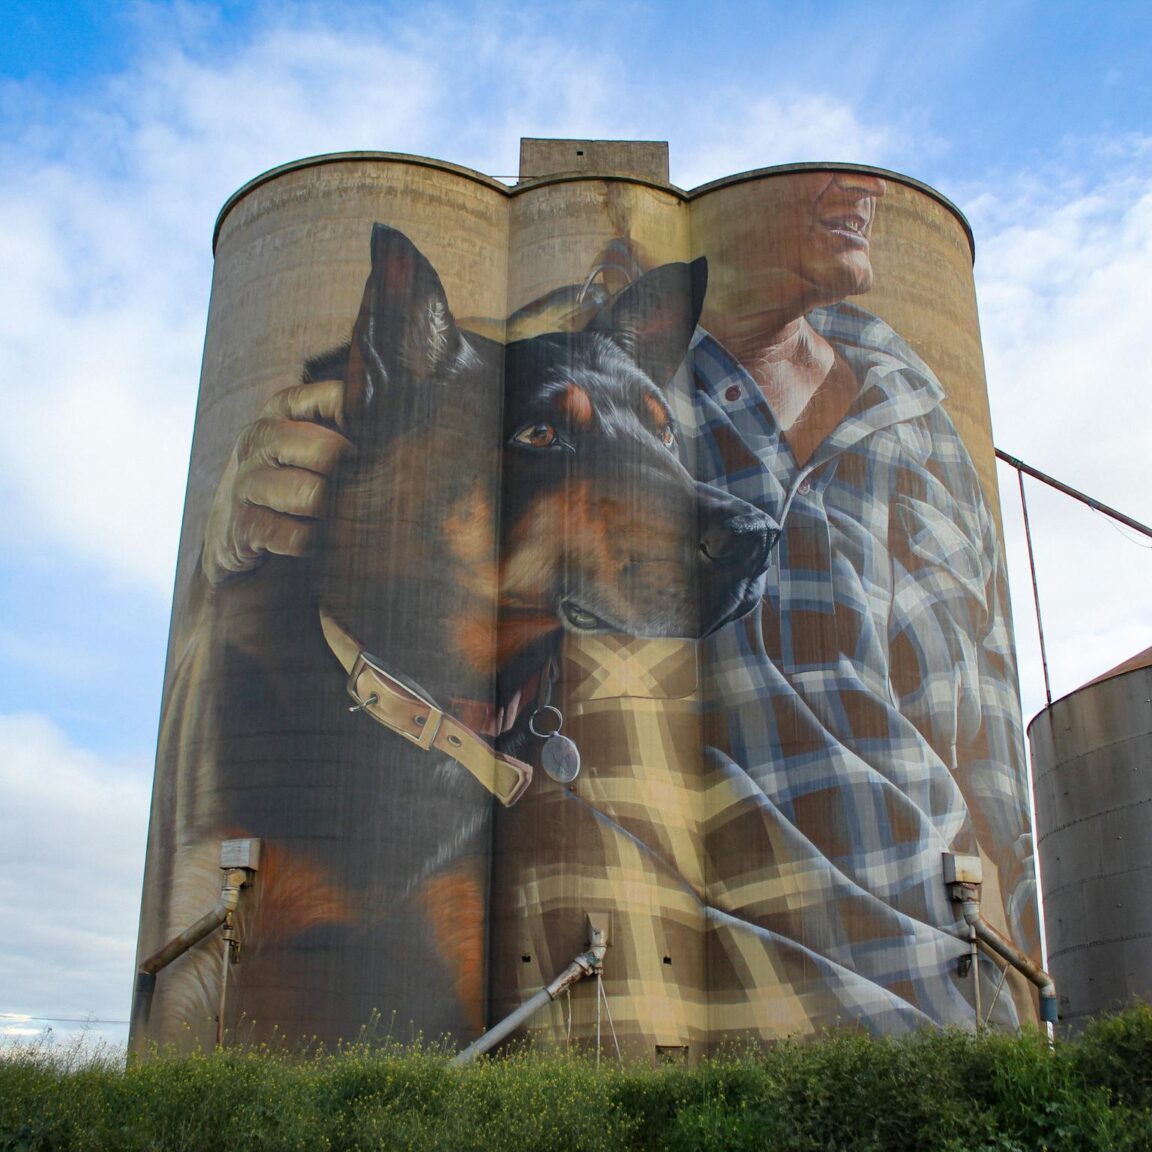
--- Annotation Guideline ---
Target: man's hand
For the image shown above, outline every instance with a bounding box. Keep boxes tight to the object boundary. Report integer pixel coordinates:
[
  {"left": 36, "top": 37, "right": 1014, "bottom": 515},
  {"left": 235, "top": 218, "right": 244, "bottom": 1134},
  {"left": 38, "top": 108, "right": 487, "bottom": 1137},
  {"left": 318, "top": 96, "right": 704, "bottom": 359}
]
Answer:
[{"left": 201, "top": 378, "right": 354, "bottom": 586}]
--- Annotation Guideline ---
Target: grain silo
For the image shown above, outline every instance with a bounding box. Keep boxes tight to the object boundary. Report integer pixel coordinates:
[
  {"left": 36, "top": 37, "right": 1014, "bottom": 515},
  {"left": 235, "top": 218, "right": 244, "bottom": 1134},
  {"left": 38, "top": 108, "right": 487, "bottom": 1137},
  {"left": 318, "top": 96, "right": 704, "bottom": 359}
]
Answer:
[
  {"left": 131, "top": 141, "right": 1047, "bottom": 1060},
  {"left": 1031, "top": 648, "right": 1152, "bottom": 1030}
]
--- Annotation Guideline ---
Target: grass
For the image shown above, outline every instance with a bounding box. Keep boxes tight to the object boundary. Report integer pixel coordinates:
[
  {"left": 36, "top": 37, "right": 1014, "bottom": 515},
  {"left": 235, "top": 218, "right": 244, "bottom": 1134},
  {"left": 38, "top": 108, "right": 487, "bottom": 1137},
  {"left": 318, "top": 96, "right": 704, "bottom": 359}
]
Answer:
[{"left": 2, "top": 1006, "right": 1150, "bottom": 1151}]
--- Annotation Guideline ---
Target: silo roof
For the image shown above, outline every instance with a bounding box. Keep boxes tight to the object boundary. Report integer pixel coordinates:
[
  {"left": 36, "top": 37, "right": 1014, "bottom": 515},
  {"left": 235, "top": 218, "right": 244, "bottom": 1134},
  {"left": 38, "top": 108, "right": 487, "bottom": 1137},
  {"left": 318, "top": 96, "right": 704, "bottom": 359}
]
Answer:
[
  {"left": 213, "top": 151, "right": 974, "bottom": 261},
  {"left": 1080, "top": 644, "right": 1152, "bottom": 689}
]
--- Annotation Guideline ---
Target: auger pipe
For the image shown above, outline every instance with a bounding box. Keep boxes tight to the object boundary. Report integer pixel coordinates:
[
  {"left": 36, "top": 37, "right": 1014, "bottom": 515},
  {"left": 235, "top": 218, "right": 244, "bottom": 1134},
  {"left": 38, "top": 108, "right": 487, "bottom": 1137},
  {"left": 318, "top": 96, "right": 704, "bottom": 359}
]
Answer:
[
  {"left": 453, "top": 934, "right": 607, "bottom": 1064},
  {"left": 130, "top": 869, "right": 249, "bottom": 1034},
  {"left": 961, "top": 896, "right": 1058, "bottom": 1025},
  {"left": 995, "top": 448, "right": 1152, "bottom": 540}
]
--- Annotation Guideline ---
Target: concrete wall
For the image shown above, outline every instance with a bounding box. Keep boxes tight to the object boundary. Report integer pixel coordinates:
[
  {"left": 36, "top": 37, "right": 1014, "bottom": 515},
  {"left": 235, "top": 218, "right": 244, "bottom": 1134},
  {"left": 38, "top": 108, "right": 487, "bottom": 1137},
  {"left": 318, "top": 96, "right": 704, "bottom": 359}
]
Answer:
[{"left": 133, "top": 150, "right": 1035, "bottom": 1058}]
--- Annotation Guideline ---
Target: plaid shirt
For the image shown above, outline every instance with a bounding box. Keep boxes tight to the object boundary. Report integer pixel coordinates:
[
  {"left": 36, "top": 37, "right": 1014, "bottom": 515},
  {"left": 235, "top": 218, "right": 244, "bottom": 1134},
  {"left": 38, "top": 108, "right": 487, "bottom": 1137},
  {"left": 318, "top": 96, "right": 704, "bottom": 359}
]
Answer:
[
  {"left": 490, "top": 304, "right": 1038, "bottom": 1051},
  {"left": 676, "top": 304, "right": 1036, "bottom": 1019}
]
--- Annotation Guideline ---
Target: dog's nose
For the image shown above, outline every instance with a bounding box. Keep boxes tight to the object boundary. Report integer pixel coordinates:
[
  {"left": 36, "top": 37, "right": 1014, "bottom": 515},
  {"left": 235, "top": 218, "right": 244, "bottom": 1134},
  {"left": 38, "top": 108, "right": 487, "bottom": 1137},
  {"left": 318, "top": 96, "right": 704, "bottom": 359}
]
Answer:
[
  {"left": 698, "top": 489, "right": 778, "bottom": 576},
  {"left": 700, "top": 515, "right": 776, "bottom": 573}
]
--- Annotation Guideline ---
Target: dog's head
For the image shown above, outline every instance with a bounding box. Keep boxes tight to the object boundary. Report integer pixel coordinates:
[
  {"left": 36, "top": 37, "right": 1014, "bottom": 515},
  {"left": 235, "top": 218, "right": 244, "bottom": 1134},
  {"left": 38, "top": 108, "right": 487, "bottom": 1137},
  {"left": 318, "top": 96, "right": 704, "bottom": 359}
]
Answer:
[
  {"left": 320, "top": 224, "right": 776, "bottom": 684},
  {"left": 497, "top": 265, "right": 775, "bottom": 651}
]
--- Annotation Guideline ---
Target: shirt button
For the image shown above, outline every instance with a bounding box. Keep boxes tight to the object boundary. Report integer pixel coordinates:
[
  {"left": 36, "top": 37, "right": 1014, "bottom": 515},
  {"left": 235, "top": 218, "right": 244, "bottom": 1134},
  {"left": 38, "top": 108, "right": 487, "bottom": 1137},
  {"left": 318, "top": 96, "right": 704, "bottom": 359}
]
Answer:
[
  {"left": 797, "top": 479, "right": 811, "bottom": 494},
  {"left": 724, "top": 385, "right": 741, "bottom": 402}
]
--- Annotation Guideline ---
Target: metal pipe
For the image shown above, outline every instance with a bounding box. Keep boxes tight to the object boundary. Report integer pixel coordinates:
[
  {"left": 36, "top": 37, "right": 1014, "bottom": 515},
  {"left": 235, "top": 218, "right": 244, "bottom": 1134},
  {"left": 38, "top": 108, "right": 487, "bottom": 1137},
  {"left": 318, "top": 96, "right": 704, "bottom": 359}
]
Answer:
[
  {"left": 453, "top": 933, "right": 607, "bottom": 1064},
  {"left": 131, "top": 869, "right": 249, "bottom": 1035},
  {"left": 996, "top": 448, "right": 1152, "bottom": 541},
  {"left": 961, "top": 896, "right": 1058, "bottom": 1024},
  {"left": 139, "top": 870, "right": 246, "bottom": 975},
  {"left": 454, "top": 987, "right": 555, "bottom": 1063}
]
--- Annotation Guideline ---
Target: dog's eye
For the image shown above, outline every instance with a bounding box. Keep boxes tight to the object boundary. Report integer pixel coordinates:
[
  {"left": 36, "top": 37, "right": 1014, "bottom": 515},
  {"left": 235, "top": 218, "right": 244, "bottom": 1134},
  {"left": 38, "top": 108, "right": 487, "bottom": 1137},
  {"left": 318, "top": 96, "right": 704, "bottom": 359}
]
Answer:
[
  {"left": 660, "top": 425, "right": 676, "bottom": 450},
  {"left": 514, "top": 423, "right": 560, "bottom": 449}
]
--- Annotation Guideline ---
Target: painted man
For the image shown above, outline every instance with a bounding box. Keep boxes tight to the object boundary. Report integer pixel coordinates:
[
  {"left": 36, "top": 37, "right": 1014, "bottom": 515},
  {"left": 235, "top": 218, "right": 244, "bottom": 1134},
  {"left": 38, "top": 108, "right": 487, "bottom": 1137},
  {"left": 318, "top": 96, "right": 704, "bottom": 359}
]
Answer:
[{"left": 664, "top": 171, "right": 1038, "bottom": 1032}]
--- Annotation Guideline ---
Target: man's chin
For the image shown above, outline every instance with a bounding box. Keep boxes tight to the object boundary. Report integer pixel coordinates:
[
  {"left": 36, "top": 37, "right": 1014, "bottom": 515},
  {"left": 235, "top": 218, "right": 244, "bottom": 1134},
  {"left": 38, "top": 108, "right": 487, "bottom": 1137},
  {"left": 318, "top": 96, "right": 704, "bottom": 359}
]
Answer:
[{"left": 803, "top": 258, "right": 874, "bottom": 303}]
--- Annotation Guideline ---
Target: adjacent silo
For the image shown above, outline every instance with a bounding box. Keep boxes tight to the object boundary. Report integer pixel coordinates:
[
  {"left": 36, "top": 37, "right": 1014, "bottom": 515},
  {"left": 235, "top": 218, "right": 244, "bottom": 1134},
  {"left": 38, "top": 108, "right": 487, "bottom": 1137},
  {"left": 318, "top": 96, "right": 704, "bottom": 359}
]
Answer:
[
  {"left": 132, "top": 143, "right": 1040, "bottom": 1059},
  {"left": 1031, "top": 648, "right": 1152, "bottom": 1030}
]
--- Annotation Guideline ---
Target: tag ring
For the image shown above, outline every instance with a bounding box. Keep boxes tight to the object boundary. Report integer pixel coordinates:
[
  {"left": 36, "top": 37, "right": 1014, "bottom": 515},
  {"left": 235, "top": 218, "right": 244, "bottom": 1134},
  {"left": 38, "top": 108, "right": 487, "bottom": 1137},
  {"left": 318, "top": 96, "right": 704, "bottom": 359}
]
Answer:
[{"left": 529, "top": 705, "right": 564, "bottom": 739}]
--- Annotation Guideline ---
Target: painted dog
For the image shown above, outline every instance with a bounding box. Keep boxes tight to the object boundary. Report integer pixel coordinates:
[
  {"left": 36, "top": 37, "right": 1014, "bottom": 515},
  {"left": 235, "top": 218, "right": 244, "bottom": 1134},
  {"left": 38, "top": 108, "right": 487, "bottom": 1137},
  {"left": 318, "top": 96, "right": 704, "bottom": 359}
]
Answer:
[{"left": 138, "top": 224, "right": 775, "bottom": 1051}]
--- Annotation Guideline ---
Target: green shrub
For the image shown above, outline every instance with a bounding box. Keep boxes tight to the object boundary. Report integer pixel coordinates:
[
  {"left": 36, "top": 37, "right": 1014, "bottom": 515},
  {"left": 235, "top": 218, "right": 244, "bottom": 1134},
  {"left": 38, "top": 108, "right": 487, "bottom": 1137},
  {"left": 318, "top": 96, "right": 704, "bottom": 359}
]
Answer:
[
  {"left": 1070, "top": 1002, "right": 1152, "bottom": 1110},
  {"left": 3, "top": 1010, "right": 1151, "bottom": 1151}
]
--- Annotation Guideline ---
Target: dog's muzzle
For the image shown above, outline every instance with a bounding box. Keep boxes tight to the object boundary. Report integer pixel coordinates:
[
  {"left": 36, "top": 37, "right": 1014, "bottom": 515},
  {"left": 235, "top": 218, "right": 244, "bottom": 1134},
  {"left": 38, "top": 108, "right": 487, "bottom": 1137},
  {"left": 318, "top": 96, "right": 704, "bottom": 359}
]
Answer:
[{"left": 696, "top": 485, "right": 779, "bottom": 632}]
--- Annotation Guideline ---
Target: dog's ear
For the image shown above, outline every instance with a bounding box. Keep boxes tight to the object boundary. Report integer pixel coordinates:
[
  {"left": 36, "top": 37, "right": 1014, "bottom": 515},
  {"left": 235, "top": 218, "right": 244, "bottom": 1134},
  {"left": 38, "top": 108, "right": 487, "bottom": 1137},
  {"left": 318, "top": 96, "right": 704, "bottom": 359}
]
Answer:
[
  {"left": 588, "top": 257, "right": 707, "bottom": 387},
  {"left": 345, "top": 224, "right": 464, "bottom": 423}
]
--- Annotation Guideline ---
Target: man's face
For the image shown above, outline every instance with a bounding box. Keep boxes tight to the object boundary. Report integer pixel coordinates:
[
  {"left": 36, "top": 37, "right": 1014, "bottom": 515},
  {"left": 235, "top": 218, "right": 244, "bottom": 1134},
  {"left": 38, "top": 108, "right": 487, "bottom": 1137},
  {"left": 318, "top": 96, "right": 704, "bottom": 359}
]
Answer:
[
  {"left": 785, "top": 171, "right": 887, "bottom": 304},
  {"left": 701, "top": 171, "right": 888, "bottom": 324}
]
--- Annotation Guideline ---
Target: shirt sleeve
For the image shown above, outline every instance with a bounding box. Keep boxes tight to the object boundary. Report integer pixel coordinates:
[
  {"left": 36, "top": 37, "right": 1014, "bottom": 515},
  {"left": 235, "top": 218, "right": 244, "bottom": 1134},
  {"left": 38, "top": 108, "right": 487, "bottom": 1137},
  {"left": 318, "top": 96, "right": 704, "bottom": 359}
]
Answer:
[{"left": 890, "top": 414, "right": 1038, "bottom": 956}]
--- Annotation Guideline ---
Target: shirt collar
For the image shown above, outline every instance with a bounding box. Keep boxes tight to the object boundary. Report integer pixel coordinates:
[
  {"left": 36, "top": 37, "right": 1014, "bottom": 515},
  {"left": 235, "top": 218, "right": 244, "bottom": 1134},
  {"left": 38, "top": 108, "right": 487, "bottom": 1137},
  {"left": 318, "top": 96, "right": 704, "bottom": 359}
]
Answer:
[{"left": 693, "top": 305, "right": 944, "bottom": 453}]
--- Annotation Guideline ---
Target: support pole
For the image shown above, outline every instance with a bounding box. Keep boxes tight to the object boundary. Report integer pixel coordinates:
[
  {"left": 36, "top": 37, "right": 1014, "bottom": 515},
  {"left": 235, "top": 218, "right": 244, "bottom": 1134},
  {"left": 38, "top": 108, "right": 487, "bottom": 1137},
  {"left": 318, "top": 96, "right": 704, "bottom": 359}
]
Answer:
[
  {"left": 1016, "top": 468, "right": 1053, "bottom": 707},
  {"left": 996, "top": 446, "right": 1152, "bottom": 705}
]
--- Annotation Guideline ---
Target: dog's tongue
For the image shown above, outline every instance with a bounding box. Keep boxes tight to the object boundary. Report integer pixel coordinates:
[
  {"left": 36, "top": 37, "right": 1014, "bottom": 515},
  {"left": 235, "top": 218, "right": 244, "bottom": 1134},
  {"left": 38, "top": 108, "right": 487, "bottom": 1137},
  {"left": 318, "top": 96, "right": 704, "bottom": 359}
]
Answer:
[
  {"left": 449, "top": 686, "right": 527, "bottom": 740},
  {"left": 499, "top": 689, "right": 524, "bottom": 736}
]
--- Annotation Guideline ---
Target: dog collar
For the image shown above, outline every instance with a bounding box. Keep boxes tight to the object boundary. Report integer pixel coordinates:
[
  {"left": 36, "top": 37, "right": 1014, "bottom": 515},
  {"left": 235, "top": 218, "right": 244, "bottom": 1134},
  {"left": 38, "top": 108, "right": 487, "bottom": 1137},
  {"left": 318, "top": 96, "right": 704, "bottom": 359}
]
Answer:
[{"left": 318, "top": 605, "right": 532, "bottom": 807}]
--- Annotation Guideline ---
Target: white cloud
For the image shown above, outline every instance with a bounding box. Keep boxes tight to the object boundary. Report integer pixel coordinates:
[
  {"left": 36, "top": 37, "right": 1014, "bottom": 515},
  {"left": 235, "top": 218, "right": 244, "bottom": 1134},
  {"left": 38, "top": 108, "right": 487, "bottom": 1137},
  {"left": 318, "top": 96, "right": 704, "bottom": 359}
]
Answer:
[
  {"left": 2, "top": 0, "right": 1149, "bottom": 1054},
  {"left": 0, "top": 18, "right": 450, "bottom": 599},
  {"left": 0, "top": 5, "right": 907, "bottom": 600},
  {"left": 0, "top": 6, "right": 924, "bottom": 1051},
  {"left": 971, "top": 157, "right": 1152, "bottom": 719},
  {"left": 3, "top": 1, "right": 1146, "bottom": 727},
  {"left": 0, "top": 713, "right": 152, "bottom": 1049},
  {"left": 672, "top": 92, "right": 898, "bottom": 190}
]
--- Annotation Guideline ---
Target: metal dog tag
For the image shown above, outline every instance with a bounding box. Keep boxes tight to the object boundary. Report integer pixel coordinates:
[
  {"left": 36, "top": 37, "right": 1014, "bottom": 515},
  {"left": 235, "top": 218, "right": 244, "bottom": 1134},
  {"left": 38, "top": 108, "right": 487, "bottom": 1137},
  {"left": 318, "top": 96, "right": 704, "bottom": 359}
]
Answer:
[
  {"left": 530, "top": 704, "right": 582, "bottom": 784},
  {"left": 541, "top": 732, "right": 581, "bottom": 784}
]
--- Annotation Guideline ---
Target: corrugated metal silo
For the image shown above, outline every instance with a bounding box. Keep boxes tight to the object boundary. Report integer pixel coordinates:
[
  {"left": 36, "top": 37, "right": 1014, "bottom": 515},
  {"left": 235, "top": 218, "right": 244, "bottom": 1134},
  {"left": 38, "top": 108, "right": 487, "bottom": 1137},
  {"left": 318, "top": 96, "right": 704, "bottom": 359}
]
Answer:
[{"left": 1031, "top": 647, "right": 1152, "bottom": 1029}]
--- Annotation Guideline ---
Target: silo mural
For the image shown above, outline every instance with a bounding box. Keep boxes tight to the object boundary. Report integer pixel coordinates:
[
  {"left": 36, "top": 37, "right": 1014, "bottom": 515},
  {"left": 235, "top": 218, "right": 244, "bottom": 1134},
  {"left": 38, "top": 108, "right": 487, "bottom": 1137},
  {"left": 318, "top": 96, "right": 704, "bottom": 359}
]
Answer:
[
  {"left": 1031, "top": 648, "right": 1152, "bottom": 1031},
  {"left": 132, "top": 149, "right": 1040, "bottom": 1059}
]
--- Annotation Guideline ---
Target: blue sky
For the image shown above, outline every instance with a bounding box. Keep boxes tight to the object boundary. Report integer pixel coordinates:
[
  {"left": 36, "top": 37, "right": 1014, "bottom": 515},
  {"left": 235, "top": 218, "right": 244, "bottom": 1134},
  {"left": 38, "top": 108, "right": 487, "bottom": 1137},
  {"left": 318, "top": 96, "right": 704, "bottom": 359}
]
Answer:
[{"left": 3, "top": 0, "right": 1151, "bottom": 1051}]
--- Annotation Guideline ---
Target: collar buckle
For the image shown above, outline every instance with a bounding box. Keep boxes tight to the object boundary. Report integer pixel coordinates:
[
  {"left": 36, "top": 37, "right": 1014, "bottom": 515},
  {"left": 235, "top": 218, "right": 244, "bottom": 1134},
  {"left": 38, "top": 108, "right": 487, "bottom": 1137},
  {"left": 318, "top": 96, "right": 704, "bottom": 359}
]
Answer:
[{"left": 347, "top": 650, "right": 443, "bottom": 751}]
